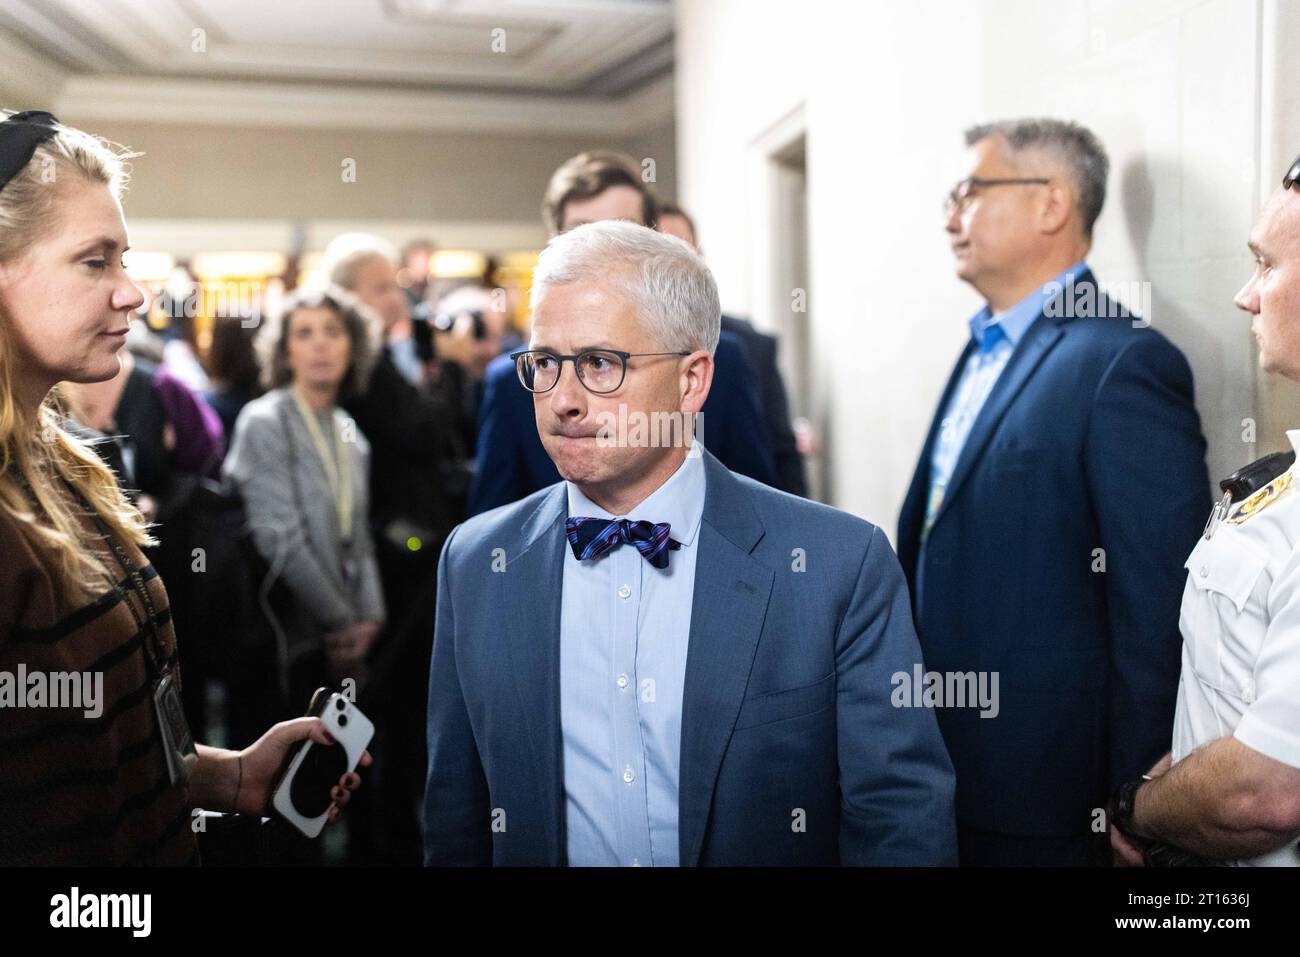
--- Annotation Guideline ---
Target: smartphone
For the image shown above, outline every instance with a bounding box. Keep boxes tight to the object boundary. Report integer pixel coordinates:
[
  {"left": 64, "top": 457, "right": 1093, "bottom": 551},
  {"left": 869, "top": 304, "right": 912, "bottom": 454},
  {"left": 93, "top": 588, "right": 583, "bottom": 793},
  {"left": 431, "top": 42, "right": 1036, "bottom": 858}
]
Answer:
[{"left": 270, "top": 688, "right": 374, "bottom": 839}]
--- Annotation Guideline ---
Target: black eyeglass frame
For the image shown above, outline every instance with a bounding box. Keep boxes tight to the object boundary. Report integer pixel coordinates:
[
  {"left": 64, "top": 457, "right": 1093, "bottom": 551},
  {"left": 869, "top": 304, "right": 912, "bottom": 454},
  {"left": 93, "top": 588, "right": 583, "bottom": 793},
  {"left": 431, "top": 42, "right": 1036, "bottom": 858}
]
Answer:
[
  {"left": 511, "top": 348, "right": 691, "bottom": 395},
  {"left": 1284, "top": 154, "right": 1300, "bottom": 191},
  {"left": 945, "top": 176, "right": 1052, "bottom": 214}
]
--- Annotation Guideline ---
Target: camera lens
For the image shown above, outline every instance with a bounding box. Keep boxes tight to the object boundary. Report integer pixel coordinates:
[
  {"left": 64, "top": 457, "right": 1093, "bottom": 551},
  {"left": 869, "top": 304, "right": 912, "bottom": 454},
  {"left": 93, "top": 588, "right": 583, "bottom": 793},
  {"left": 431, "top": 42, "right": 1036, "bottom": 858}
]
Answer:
[
  {"left": 336, "top": 698, "right": 346, "bottom": 711},
  {"left": 338, "top": 714, "right": 349, "bottom": 727}
]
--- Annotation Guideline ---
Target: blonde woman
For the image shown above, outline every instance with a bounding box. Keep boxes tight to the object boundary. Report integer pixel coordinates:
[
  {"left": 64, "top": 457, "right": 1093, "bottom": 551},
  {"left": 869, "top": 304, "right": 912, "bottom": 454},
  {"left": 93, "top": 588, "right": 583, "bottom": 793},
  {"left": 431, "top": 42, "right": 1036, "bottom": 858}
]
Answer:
[{"left": 0, "top": 111, "right": 368, "bottom": 865}]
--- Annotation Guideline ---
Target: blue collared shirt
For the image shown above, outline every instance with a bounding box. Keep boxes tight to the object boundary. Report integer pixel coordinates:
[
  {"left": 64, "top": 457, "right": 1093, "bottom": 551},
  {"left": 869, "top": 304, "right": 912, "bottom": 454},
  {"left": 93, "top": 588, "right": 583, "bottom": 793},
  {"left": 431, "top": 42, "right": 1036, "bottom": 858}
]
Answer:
[
  {"left": 922, "top": 261, "right": 1087, "bottom": 538},
  {"left": 559, "top": 449, "right": 705, "bottom": 866}
]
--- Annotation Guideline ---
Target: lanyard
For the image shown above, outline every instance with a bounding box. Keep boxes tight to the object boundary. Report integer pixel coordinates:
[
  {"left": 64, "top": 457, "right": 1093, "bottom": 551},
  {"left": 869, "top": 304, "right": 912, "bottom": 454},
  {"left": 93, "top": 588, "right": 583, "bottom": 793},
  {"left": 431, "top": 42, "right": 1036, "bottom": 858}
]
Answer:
[
  {"left": 60, "top": 482, "right": 170, "bottom": 681},
  {"left": 95, "top": 514, "right": 169, "bottom": 680},
  {"left": 291, "top": 391, "right": 353, "bottom": 543}
]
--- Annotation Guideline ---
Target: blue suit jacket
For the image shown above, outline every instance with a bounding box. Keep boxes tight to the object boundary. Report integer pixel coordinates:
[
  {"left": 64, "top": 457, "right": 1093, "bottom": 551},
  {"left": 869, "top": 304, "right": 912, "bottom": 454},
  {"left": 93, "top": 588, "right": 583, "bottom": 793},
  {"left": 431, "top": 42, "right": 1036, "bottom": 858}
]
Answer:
[
  {"left": 721, "top": 315, "right": 806, "bottom": 496},
  {"left": 426, "top": 449, "right": 957, "bottom": 865},
  {"left": 467, "top": 330, "right": 779, "bottom": 516},
  {"left": 896, "top": 270, "right": 1211, "bottom": 837}
]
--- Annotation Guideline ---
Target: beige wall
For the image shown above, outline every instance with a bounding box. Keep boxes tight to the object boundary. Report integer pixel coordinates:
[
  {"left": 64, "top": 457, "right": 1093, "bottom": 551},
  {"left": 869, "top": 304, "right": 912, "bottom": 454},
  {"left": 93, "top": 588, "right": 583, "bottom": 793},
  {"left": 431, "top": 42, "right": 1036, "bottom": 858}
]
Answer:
[
  {"left": 49, "top": 115, "right": 676, "bottom": 253},
  {"left": 677, "top": 0, "right": 1291, "bottom": 533}
]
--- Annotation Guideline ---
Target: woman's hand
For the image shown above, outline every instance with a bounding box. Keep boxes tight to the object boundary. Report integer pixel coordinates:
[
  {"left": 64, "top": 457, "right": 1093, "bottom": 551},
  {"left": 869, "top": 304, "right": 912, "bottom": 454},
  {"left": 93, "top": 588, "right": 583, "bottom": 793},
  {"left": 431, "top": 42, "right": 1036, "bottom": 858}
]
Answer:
[{"left": 235, "top": 716, "right": 373, "bottom": 824}]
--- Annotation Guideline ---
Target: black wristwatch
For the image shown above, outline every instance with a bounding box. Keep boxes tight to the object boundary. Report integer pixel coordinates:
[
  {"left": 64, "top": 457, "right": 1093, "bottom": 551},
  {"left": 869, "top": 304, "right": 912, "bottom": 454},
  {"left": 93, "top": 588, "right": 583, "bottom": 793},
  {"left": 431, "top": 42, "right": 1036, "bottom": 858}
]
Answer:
[{"left": 1109, "top": 778, "right": 1146, "bottom": 840}]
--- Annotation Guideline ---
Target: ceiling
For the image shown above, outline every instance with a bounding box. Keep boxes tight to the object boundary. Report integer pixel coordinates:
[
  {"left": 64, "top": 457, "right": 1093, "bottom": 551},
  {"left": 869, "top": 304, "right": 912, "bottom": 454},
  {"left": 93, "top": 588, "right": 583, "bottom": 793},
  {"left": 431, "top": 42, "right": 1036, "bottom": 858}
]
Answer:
[{"left": 0, "top": 0, "right": 675, "bottom": 133}]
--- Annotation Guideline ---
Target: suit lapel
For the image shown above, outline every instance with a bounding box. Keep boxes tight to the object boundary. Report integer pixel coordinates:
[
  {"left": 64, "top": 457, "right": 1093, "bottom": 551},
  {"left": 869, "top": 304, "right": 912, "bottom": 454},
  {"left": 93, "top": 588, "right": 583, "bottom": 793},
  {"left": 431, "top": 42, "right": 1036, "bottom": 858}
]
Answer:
[
  {"left": 501, "top": 484, "right": 568, "bottom": 864},
  {"left": 929, "top": 312, "right": 1065, "bottom": 532},
  {"left": 678, "top": 452, "right": 774, "bottom": 866},
  {"left": 900, "top": 338, "right": 977, "bottom": 556}
]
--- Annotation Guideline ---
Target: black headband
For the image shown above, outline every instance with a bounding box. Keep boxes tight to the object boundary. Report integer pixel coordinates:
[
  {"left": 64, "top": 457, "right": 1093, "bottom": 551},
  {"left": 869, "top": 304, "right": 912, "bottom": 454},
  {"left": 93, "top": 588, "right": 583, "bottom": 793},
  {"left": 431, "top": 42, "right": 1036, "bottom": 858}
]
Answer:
[{"left": 0, "top": 110, "right": 60, "bottom": 194}]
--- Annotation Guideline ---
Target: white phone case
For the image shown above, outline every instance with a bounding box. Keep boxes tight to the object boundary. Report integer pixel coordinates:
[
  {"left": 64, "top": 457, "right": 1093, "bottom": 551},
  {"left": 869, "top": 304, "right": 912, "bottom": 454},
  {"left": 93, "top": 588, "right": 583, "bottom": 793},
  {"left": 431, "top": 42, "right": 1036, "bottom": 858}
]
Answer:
[{"left": 271, "top": 693, "right": 374, "bottom": 839}]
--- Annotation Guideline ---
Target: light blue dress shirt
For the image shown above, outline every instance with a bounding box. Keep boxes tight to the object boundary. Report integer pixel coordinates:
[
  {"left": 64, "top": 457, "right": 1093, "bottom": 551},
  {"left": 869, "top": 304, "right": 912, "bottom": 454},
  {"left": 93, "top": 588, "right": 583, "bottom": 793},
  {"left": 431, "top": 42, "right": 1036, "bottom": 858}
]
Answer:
[
  {"left": 559, "top": 448, "right": 705, "bottom": 866},
  {"left": 922, "top": 261, "right": 1087, "bottom": 538},
  {"left": 914, "top": 262, "right": 1085, "bottom": 614}
]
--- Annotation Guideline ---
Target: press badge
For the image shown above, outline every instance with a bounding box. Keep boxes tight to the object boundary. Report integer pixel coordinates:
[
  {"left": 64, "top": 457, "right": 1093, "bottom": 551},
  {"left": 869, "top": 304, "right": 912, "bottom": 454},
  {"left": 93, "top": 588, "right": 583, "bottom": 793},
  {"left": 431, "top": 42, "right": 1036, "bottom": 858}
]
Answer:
[{"left": 153, "top": 668, "right": 198, "bottom": 786}]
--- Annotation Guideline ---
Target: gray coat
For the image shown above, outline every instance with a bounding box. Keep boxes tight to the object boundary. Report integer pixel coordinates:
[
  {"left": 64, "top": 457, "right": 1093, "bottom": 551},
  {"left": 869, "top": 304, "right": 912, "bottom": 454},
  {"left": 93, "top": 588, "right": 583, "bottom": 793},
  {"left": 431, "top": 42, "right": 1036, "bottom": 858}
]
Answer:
[{"left": 224, "top": 387, "right": 385, "bottom": 676}]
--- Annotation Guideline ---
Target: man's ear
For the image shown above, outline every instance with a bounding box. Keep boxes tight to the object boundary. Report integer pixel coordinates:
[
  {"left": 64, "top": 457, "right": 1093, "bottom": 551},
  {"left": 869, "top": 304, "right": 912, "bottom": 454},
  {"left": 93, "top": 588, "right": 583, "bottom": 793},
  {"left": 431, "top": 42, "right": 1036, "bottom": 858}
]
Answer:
[
  {"left": 679, "top": 350, "right": 713, "bottom": 415},
  {"left": 1039, "top": 179, "right": 1074, "bottom": 236}
]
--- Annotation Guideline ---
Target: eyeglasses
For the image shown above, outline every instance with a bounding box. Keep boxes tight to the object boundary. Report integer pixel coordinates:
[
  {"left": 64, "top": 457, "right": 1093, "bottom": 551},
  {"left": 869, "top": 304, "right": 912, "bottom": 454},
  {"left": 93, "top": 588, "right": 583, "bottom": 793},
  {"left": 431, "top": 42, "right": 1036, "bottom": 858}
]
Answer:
[
  {"left": 511, "top": 348, "right": 690, "bottom": 395},
  {"left": 944, "top": 176, "right": 1051, "bottom": 216},
  {"left": 1284, "top": 154, "right": 1300, "bottom": 191}
]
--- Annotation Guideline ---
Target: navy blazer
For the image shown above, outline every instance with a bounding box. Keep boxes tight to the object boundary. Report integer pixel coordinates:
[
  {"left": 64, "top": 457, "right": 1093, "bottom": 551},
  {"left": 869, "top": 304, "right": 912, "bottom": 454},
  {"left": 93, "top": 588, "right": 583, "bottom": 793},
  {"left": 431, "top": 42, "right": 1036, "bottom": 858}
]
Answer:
[
  {"left": 896, "top": 269, "right": 1211, "bottom": 837},
  {"left": 467, "top": 330, "right": 779, "bottom": 516},
  {"left": 721, "top": 315, "right": 806, "bottom": 496},
  {"left": 426, "top": 449, "right": 958, "bottom": 865}
]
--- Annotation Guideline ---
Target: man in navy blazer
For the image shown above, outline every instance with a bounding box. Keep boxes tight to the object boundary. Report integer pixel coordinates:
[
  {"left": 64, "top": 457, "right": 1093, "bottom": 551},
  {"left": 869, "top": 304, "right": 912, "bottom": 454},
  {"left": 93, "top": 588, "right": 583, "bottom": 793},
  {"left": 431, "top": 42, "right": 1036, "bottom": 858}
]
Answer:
[
  {"left": 897, "top": 119, "right": 1210, "bottom": 865},
  {"left": 426, "top": 220, "right": 956, "bottom": 866},
  {"left": 467, "top": 150, "right": 777, "bottom": 516}
]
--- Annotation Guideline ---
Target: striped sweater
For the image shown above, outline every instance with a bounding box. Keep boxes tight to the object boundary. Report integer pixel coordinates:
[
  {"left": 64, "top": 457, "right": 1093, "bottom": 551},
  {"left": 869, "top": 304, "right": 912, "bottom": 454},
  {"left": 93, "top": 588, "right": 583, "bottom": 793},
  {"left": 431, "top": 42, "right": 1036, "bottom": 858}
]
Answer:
[{"left": 0, "top": 482, "right": 198, "bottom": 865}]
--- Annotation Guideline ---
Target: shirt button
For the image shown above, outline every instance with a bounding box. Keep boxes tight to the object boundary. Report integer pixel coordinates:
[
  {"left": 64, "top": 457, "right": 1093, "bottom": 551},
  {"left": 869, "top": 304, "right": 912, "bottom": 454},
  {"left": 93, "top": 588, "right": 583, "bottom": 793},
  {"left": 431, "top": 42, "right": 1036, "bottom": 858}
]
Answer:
[
  {"left": 618, "top": 584, "right": 631, "bottom": 599},
  {"left": 1199, "top": 565, "right": 1209, "bottom": 578},
  {"left": 617, "top": 673, "right": 629, "bottom": 689},
  {"left": 622, "top": 767, "right": 635, "bottom": 784}
]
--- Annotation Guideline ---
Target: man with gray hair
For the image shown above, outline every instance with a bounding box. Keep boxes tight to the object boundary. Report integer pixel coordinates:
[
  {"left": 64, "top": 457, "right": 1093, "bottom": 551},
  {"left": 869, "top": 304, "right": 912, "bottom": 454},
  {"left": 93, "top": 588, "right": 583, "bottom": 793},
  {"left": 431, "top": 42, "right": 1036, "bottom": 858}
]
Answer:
[
  {"left": 424, "top": 220, "right": 957, "bottom": 866},
  {"left": 896, "top": 118, "right": 1210, "bottom": 864}
]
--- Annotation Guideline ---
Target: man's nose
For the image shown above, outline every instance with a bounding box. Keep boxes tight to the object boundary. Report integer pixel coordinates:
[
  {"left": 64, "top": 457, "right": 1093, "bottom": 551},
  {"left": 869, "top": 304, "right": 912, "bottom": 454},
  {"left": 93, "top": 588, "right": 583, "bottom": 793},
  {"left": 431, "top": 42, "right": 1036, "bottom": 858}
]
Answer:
[
  {"left": 1234, "top": 277, "right": 1259, "bottom": 313},
  {"left": 548, "top": 360, "right": 587, "bottom": 418}
]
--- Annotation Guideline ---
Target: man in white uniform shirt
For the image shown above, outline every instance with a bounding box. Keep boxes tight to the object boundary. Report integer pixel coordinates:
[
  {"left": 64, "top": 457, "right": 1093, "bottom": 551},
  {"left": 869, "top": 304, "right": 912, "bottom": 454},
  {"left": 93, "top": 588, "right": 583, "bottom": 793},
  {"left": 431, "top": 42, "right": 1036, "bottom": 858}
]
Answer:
[{"left": 1109, "top": 154, "right": 1300, "bottom": 866}]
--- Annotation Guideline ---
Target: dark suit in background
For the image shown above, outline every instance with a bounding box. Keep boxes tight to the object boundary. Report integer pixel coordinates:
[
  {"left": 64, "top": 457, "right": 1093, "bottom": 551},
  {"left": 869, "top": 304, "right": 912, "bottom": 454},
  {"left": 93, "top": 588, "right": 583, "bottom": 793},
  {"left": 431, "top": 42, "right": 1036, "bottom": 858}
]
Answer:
[
  {"left": 721, "top": 315, "right": 806, "bottom": 496},
  {"left": 467, "top": 330, "right": 779, "bottom": 515},
  {"left": 341, "top": 348, "right": 466, "bottom": 864},
  {"left": 896, "top": 269, "right": 1211, "bottom": 865}
]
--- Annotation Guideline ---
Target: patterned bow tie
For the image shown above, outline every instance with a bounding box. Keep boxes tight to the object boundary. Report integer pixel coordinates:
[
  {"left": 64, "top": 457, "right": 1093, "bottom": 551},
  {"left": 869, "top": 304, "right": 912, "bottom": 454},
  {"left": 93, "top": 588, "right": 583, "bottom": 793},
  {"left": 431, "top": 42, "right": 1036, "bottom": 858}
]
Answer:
[{"left": 565, "top": 516, "right": 682, "bottom": 569}]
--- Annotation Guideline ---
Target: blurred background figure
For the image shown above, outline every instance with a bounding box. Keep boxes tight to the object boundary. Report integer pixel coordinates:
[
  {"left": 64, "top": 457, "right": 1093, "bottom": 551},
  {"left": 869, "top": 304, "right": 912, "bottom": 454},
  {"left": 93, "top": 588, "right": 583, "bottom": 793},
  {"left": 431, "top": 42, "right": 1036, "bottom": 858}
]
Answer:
[
  {"left": 203, "top": 310, "right": 264, "bottom": 454},
  {"left": 398, "top": 238, "right": 436, "bottom": 311},
  {"left": 324, "top": 234, "right": 473, "bottom": 864},
  {"left": 154, "top": 262, "right": 211, "bottom": 392},
  {"left": 658, "top": 201, "right": 806, "bottom": 496},
  {"left": 223, "top": 288, "right": 385, "bottom": 751}
]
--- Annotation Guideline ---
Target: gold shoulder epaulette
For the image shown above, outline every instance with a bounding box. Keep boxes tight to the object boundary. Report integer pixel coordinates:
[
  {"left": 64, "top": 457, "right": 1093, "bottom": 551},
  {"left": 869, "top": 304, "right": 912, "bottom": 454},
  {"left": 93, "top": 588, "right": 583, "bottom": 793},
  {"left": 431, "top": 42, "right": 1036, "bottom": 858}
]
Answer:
[{"left": 1229, "top": 469, "right": 1295, "bottom": 524}]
